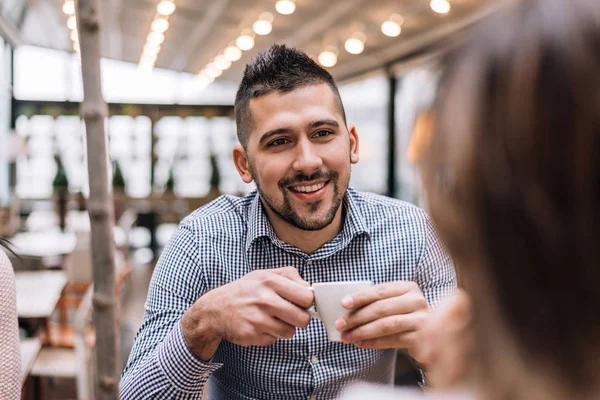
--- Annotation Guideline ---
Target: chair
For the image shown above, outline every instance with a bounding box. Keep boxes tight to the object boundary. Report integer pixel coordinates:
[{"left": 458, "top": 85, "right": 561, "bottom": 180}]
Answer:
[{"left": 30, "top": 285, "right": 94, "bottom": 400}]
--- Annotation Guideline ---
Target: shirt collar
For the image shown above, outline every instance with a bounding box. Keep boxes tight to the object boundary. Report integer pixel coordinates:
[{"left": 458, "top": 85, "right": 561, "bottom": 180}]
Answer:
[{"left": 245, "top": 187, "right": 371, "bottom": 254}]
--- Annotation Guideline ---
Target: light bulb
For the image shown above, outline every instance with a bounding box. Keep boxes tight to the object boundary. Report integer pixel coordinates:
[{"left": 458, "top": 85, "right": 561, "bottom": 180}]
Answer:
[
  {"left": 345, "top": 37, "right": 365, "bottom": 54},
  {"left": 147, "top": 32, "right": 165, "bottom": 46},
  {"left": 67, "top": 15, "right": 77, "bottom": 30},
  {"left": 70, "top": 29, "right": 79, "bottom": 42},
  {"left": 214, "top": 55, "right": 232, "bottom": 70},
  {"left": 143, "top": 43, "right": 161, "bottom": 56},
  {"left": 151, "top": 18, "right": 170, "bottom": 33},
  {"left": 205, "top": 64, "right": 223, "bottom": 78},
  {"left": 381, "top": 20, "right": 401, "bottom": 37},
  {"left": 157, "top": 0, "right": 176, "bottom": 16},
  {"left": 253, "top": 19, "right": 272, "bottom": 35},
  {"left": 430, "top": 0, "right": 451, "bottom": 14},
  {"left": 275, "top": 0, "right": 296, "bottom": 15},
  {"left": 236, "top": 34, "right": 255, "bottom": 51},
  {"left": 318, "top": 49, "right": 338, "bottom": 68},
  {"left": 62, "top": 0, "right": 75, "bottom": 15},
  {"left": 224, "top": 45, "right": 242, "bottom": 61}
]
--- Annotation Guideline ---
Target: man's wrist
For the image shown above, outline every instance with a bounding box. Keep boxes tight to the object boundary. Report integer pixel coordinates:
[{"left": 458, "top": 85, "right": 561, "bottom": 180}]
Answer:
[{"left": 182, "top": 301, "right": 222, "bottom": 361}]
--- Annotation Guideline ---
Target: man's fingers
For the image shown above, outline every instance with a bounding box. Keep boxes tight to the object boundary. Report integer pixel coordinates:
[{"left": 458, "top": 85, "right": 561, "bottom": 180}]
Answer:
[
  {"left": 337, "top": 293, "right": 426, "bottom": 331},
  {"left": 265, "top": 273, "right": 314, "bottom": 309},
  {"left": 341, "top": 314, "right": 420, "bottom": 343},
  {"left": 350, "top": 331, "right": 419, "bottom": 350},
  {"left": 256, "top": 316, "right": 298, "bottom": 339},
  {"left": 265, "top": 297, "right": 312, "bottom": 328},
  {"left": 272, "top": 267, "right": 310, "bottom": 286},
  {"left": 343, "top": 281, "right": 419, "bottom": 309}
]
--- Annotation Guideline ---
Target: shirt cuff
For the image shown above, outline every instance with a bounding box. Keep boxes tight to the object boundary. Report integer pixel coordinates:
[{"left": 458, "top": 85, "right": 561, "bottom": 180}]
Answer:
[{"left": 156, "top": 320, "right": 223, "bottom": 392}]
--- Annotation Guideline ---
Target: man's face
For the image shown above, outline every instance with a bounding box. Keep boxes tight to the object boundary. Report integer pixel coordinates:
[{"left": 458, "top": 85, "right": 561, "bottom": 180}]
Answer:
[{"left": 234, "top": 83, "right": 359, "bottom": 231}]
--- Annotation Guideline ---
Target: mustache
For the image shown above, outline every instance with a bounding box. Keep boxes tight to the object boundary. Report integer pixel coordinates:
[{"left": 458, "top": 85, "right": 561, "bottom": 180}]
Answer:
[{"left": 278, "top": 171, "right": 338, "bottom": 188}]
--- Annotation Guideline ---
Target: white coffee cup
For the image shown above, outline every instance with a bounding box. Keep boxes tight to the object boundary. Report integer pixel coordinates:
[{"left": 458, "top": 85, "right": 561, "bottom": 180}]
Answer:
[{"left": 307, "top": 280, "right": 372, "bottom": 341}]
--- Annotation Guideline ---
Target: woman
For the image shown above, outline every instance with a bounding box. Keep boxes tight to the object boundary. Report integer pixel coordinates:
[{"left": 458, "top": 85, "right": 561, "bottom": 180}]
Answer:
[
  {"left": 344, "top": 0, "right": 600, "bottom": 398},
  {"left": 0, "top": 239, "right": 21, "bottom": 400}
]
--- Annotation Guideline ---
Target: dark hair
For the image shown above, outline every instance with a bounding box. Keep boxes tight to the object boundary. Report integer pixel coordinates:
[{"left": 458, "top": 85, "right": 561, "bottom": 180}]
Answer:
[
  {"left": 0, "top": 238, "right": 18, "bottom": 258},
  {"left": 424, "top": 0, "right": 600, "bottom": 395},
  {"left": 234, "top": 44, "right": 347, "bottom": 148}
]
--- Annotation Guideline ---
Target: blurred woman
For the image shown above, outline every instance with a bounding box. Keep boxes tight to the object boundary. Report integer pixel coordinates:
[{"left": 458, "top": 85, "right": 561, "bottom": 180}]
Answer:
[
  {"left": 0, "top": 239, "right": 21, "bottom": 400},
  {"left": 343, "top": 0, "right": 600, "bottom": 398}
]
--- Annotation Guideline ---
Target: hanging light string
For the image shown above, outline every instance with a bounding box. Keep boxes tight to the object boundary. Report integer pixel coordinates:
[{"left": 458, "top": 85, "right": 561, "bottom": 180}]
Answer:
[{"left": 139, "top": 0, "right": 177, "bottom": 70}]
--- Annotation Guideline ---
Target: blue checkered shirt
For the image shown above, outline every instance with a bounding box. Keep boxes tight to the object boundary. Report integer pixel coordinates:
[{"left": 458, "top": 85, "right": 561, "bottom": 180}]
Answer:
[{"left": 120, "top": 188, "right": 456, "bottom": 400}]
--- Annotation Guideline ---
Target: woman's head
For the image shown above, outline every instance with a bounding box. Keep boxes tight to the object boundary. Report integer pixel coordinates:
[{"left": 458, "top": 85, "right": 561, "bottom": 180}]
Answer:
[{"left": 424, "top": 0, "right": 600, "bottom": 395}]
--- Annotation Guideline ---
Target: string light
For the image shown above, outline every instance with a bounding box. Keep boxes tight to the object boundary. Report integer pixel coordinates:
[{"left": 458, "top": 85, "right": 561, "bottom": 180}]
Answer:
[
  {"left": 151, "top": 18, "right": 170, "bottom": 33},
  {"left": 344, "top": 32, "right": 366, "bottom": 55},
  {"left": 62, "top": 0, "right": 75, "bottom": 15},
  {"left": 157, "top": 0, "right": 176, "bottom": 16},
  {"left": 139, "top": 2, "right": 176, "bottom": 69},
  {"left": 224, "top": 44, "right": 242, "bottom": 61},
  {"left": 275, "top": 0, "right": 296, "bottom": 15},
  {"left": 214, "top": 55, "right": 232, "bottom": 70},
  {"left": 236, "top": 31, "right": 255, "bottom": 51},
  {"left": 430, "top": 0, "right": 451, "bottom": 14},
  {"left": 381, "top": 14, "right": 403, "bottom": 37},
  {"left": 253, "top": 12, "right": 274, "bottom": 35},
  {"left": 318, "top": 46, "right": 338, "bottom": 68}
]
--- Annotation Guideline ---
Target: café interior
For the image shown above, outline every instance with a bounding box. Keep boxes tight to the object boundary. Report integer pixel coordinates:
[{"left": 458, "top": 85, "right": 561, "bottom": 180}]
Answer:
[{"left": 0, "top": 0, "right": 503, "bottom": 398}]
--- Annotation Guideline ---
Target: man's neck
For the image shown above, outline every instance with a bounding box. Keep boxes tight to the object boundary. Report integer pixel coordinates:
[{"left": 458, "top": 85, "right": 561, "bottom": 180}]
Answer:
[{"left": 262, "top": 201, "right": 345, "bottom": 255}]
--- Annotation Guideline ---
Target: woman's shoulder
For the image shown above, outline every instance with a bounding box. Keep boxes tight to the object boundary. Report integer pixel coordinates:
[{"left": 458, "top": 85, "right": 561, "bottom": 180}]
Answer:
[{"left": 0, "top": 247, "right": 15, "bottom": 281}]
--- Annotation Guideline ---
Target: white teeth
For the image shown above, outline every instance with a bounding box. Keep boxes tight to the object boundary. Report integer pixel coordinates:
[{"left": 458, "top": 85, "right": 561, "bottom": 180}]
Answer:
[{"left": 291, "top": 182, "right": 326, "bottom": 193}]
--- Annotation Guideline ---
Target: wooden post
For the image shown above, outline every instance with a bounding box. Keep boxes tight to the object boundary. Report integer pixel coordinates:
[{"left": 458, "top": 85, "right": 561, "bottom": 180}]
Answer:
[{"left": 76, "top": 0, "right": 119, "bottom": 399}]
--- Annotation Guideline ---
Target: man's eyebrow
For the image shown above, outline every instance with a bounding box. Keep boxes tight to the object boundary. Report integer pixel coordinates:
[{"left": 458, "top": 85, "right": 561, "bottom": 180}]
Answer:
[
  {"left": 258, "top": 128, "right": 293, "bottom": 146},
  {"left": 307, "top": 119, "right": 339, "bottom": 130}
]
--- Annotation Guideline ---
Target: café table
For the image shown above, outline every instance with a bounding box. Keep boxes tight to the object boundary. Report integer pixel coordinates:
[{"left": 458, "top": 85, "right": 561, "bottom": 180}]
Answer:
[
  {"left": 20, "top": 337, "right": 42, "bottom": 385},
  {"left": 10, "top": 231, "right": 77, "bottom": 258},
  {"left": 15, "top": 270, "right": 68, "bottom": 319}
]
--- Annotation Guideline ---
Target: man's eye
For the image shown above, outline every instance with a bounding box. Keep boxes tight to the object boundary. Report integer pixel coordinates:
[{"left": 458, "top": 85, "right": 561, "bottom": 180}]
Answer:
[
  {"left": 268, "top": 138, "right": 289, "bottom": 147},
  {"left": 314, "top": 130, "right": 332, "bottom": 138}
]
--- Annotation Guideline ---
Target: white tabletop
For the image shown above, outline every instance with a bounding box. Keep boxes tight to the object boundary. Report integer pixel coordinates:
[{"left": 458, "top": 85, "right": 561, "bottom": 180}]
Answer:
[
  {"left": 20, "top": 337, "right": 42, "bottom": 384},
  {"left": 10, "top": 230, "right": 77, "bottom": 258},
  {"left": 15, "top": 270, "right": 68, "bottom": 318}
]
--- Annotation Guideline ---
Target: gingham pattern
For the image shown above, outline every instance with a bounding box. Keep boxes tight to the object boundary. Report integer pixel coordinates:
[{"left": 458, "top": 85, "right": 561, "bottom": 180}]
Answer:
[{"left": 120, "top": 188, "right": 456, "bottom": 400}]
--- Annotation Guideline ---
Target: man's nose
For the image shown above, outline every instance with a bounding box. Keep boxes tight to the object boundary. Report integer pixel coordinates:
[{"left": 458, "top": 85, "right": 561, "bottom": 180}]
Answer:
[{"left": 291, "top": 140, "right": 323, "bottom": 173}]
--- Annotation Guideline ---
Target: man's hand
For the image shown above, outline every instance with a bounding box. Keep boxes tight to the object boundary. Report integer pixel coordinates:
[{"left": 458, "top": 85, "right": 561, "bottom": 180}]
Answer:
[
  {"left": 182, "top": 267, "right": 314, "bottom": 360},
  {"left": 335, "top": 281, "right": 431, "bottom": 364}
]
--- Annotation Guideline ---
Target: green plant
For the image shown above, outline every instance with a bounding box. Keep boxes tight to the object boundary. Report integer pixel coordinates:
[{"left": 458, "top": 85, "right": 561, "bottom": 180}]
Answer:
[
  {"left": 112, "top": 161, "right": 126, "bottom": 190},
  {"left": 209, "top": 153, "right": 221, "bottom": 190},
  {"left": 52, "top": 154, "right": 69, "bottom": 189},
  {"left": 165, "top": 167, "right": 175, "bottom": 192}
]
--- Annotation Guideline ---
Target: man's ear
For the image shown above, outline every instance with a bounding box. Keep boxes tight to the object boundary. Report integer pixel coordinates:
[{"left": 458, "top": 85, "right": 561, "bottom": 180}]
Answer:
[
  {"left": 233, "top": 145, "right": 254, "bottom": 184},
  {"left": 349, "top": 125, "right": 359, "bottom": 164}
]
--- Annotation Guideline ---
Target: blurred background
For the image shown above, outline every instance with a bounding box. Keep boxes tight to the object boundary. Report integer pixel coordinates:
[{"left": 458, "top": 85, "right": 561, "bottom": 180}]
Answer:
[{"left": 0, "top": 0, "right": 502, "bottom": 398}]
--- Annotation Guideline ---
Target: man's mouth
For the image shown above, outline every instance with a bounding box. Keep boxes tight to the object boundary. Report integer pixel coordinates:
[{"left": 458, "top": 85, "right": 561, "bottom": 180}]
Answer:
[{"left": 288, "top": 181, "right": 328, "bottom": 194}]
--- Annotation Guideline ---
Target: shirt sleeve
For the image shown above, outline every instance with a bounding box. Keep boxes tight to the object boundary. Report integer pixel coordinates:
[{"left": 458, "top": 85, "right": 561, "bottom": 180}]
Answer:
[
  {"left": 119, "top": 223, "right": 223, "bottom": 399},
  {"left": 415, "top": 215, "right": 458, "bottom": 310}
]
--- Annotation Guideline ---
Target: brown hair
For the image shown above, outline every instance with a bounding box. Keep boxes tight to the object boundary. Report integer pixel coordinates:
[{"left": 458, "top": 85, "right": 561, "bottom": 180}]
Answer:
[
  {"left": 423, "top": 0, "right": 600, "bottom": 395},
  {"left": 234, "top": 44, "right": 346, "bottom": 148}
]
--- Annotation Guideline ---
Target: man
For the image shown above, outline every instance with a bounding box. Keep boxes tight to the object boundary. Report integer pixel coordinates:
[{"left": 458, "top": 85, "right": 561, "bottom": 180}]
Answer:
[{"left": 120, "top": 44, "right": 456, "bottom": 400}]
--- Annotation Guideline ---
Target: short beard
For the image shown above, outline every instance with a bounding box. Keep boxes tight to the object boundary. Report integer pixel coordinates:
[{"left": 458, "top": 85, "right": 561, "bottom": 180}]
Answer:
[{"left": 252, "top": 168, "right": 345, "bottom": 231}]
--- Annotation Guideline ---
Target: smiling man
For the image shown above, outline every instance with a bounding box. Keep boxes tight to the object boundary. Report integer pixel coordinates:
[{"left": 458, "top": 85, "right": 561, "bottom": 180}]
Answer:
[{"left": 120, "top": 44, "right": 456, "bottom": 400}]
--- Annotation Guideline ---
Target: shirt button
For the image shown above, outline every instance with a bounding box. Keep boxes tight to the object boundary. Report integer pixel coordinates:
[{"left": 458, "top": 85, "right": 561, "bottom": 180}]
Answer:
[
  {"left": 306, "top": 259, "right": 312, "bottom": 266},
  {"left": 310, "top": 355, "right": 318, "bottom": 365}
]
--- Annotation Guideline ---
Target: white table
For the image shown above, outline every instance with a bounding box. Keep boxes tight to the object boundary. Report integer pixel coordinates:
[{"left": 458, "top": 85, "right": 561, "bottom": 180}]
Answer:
[
  {"left": 20, "top": 337, "right": 42, "bottom": 384},
  {"left": 15, "top": 270, "right": 68, "bottom": 319},
  {"left": 10, "top": 231, "right": 77, "bottom": 258}
]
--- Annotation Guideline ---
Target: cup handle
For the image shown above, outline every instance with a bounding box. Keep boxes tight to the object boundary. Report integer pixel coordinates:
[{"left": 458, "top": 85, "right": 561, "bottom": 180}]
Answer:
[
  {"left": 306, "top": 305, "right": 320, "bottom": 319},
  {"left": 306, "top": 287, "right": 320, "bottom": 319}
]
